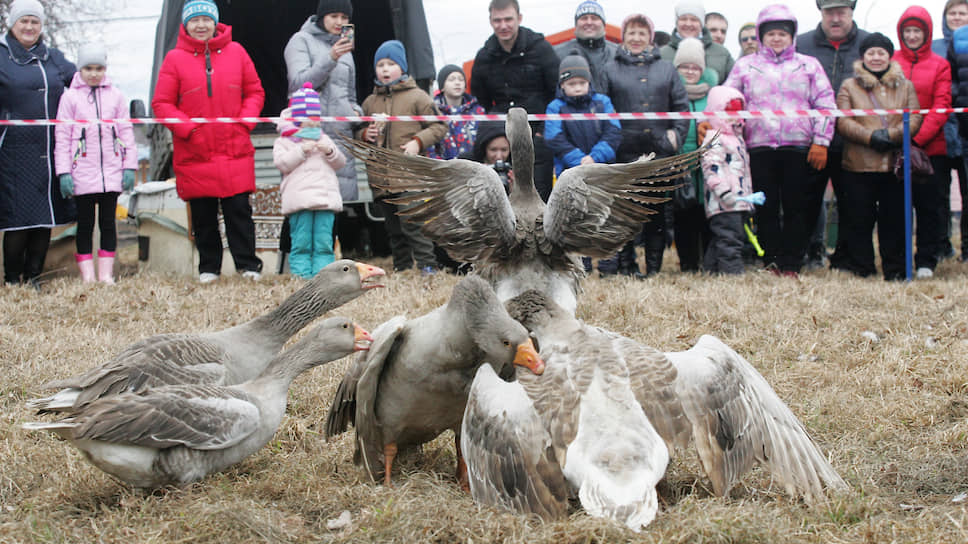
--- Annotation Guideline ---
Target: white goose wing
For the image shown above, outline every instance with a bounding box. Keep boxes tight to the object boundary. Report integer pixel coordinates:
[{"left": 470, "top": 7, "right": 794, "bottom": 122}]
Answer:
[
  {"left": 666, "top": 335, "right": 847, "bottom": 502},
  {"left": 339, "top": 137, "right": 517, "bottom": 263},
  {"left": 545, "top": 147, "right": 707, "bottom": 258},
  {"left": 44, "top": 384, "right": 260, "bottom": 450},
  {"left": 461, "top": 364, "right": 570, "bottom": 520}
]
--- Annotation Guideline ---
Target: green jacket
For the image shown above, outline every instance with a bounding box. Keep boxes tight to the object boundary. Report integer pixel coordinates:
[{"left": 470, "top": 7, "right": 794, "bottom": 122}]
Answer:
[
  {"left": 681, "top": 68, "right": 719, "bottom": 205},
  {"left": 660, "top": 28, "right": 735, "bottom": 84}
]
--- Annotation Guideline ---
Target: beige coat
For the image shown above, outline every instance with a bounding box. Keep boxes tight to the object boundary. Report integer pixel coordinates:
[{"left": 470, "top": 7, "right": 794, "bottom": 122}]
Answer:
[{"left": 836, "top": 60, "right": 922, "bottom": 173}]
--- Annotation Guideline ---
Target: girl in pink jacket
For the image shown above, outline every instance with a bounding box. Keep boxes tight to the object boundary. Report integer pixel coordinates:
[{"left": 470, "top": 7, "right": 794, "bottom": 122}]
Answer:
[
  {"left": 54, "top": 43, "right": 136, "bottom": 284},
  {"left": 273, "top": 83, "right": 346, "bottom": 278}
]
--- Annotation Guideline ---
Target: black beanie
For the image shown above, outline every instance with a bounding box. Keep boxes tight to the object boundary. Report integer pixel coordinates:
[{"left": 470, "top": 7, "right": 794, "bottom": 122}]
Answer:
[
  {"left": 859, "top": 32, "right": 894, "bottom": 58},
  {"left": 436, "top": 64, "right": 465, "bottom": 92},
  {"left": 317, "top": 0, "right": 352, "bottom": 20},
  {"left": 758, "top": 20, "right": 795, "bottom": 41}
]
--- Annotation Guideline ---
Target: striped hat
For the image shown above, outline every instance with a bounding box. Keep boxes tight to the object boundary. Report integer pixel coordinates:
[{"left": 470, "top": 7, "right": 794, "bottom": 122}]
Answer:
[
  {"left": 182, "top": 0, "right": 219, "bottom": 27},
  {"left": 289, "top": 82, "right": 321, "bottom": 125}
]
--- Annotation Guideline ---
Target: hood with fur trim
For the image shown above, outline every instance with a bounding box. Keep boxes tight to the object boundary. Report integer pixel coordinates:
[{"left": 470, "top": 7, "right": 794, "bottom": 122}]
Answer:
[{"left": 851, "top": 59, "right": 906, "bottom": 90}]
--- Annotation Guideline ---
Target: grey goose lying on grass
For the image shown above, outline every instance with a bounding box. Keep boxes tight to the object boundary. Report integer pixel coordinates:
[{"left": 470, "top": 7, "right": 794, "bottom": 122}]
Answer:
[
  {"left": 23, "top": 317, "right": 372, "bottom": 488},
  {"left": 325, "top": 275, "right": 544, "bottom": 487},
  {"left": 341, "top": 107, "right": 708, "bottom": 315},
  {"left": 462, "top": 290, "right": 847, "bottom": 531},
  {"left": 27, "top": 260, "right": 385, "bottom": 413}
]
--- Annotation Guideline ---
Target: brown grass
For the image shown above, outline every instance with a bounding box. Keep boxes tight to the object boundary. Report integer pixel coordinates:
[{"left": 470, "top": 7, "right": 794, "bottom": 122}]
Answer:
[{"left": 3, "top": 246, "right": 968, "bottom": 543}]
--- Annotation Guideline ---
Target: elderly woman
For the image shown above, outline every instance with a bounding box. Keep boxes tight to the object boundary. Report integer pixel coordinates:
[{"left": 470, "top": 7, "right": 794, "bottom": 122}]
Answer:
[
  {"left": 724, "top": 4, "right": 836, "bottom": 278},
  {"left": 601, "top": 13, "right": 689, "bottom": 278},
  {"left": 0, "top": 0, "right": 75, "bottom": 286},
  {"left": 836, "top": 33, "right": 921, "bottom": 280},
  {"left": 152, "top": 0, "right": 266, "bottom": 283},
  {"left": 284, "top": 0, "right": 360, "bottom": 203}
]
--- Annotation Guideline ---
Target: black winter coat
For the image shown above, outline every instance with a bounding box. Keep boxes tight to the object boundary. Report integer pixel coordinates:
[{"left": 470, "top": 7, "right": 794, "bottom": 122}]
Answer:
[
  {"left": 601, "top": 47, "right": 689, "bottom": 161},
  {"left": 0, "top": 33, "right": 75, "bottom": 230},
  {"left": 470, "top": 26, "right": 559, "bottom": 118}
]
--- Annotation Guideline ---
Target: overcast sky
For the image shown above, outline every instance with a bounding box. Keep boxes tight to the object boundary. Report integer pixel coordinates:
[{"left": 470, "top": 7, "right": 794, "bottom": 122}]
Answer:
[{"left": 89, "top": 0, "right": 947, "bottom": 108}]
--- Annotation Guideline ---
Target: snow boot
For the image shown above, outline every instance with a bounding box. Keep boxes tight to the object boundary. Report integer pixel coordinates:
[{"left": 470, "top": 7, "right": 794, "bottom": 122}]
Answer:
[
  {"left": 97, "top": 249, "right": 116, "bottom": 284},
  {"left": 76, "top": 253, "right": 95, "bottom": 283}
]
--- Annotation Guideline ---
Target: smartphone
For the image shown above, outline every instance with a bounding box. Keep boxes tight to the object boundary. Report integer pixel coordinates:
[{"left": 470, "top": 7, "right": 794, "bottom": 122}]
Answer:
[{"left": 340, "top": 24, "right": 354, "bottom": 43}]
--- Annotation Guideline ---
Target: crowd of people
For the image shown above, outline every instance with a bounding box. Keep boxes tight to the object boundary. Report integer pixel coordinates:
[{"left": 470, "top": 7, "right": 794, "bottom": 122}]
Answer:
[{"left": 1, "top": 0, "right": 966, "bottom": 285}]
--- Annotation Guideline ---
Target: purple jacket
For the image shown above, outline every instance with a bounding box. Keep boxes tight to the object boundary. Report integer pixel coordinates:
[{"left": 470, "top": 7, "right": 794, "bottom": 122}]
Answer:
[
  {"left": 54, "top": 72, "right": 136, "bottom": 195},
  {"left": 723, "top": 4, "right": 836, "bottom": 150}
]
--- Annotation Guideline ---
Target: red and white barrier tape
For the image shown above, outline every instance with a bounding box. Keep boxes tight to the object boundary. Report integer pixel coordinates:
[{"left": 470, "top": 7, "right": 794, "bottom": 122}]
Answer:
[{"left": 0, "top": 108, "right": 960, "bottom": 126}]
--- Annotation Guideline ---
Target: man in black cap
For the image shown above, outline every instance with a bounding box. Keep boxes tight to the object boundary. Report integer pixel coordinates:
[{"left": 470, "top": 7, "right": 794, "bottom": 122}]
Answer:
[
  {"left": 797, "top": 0, "right": 871, "bottom": 270},
  {"left": 553, "top": 0, "right": 616, "bottom": 92},
  {"left": 471, "top": 0, "right": 559, "bottom": 202}
]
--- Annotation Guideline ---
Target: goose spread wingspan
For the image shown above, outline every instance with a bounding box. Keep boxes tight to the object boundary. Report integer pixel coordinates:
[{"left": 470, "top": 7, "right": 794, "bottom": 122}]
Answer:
[
  {"left": 324, "top": 276, "right": 544, "bottom": 486},
  {"left": 341, "top": 108, "right": 708, "bottom": 315},
  {"left": 23, "top": 318, "right": 372, "bottom": 488},
  {"left": 28, "top": 260, "right": 385, "bottom": 413}
]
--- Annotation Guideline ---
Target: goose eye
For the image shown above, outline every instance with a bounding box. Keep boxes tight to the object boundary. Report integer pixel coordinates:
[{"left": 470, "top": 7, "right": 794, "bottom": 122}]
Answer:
[
  {"left": 342, "top": 265, "right": 350, "bottom": 272},
  {"left": 503, "top": 340, "right": 511, "bottom": 347},
  {"left": 342, "top": 323, "right": 349, "bottom": 329}
]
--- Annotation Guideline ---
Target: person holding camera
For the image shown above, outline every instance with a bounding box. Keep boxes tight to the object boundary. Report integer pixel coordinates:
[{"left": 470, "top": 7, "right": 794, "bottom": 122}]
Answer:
[{"left": 462, "top": 121, "right": 514, "bottom": 194}]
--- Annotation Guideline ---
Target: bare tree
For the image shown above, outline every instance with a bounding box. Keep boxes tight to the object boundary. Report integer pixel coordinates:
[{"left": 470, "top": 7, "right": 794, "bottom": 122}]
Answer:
[{"left": 0, "top": 0, "right": 111, "bottom": 50}]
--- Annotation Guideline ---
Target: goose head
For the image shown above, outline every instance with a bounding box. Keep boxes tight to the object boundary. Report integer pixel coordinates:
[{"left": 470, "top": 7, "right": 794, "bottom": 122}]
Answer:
[
  {"left": 450, "top": 276, "right": 544, "bottom": 376},
  {"left": 504, "top": 289, "right": 568, "bottom": 339},
  {"left": 505, "top": 107, "right": 540, "bottom": 204}
]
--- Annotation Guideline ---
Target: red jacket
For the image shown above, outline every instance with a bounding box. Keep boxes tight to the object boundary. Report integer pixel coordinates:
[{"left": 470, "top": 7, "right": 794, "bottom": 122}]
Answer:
[
  {"left": 152, "top": 24, "right": 265, "bottom": 200},
  {"left": 893, "top": 5, "right": 951, "bottom": 156}
]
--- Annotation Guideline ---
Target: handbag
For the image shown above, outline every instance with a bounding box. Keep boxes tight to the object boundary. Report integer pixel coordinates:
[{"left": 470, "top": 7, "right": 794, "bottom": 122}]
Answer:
[{"left": 866, "top": 90, "right": 934, "bottom": 183}]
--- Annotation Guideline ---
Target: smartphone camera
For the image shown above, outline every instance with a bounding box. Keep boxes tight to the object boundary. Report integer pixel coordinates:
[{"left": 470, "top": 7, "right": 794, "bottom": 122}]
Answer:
[{"left": 340, "top": 24, "right": 354, "bottom": 43}]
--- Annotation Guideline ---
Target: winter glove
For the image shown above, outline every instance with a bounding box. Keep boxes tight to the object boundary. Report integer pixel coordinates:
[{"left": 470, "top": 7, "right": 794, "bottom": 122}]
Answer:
[
  {"left": 122, "top": 169, "right": 136, "bottom": 191},
  {"left": 806, "top": 144, "right": 827, "bottom": 171},
  {"left": 697, "top": 121, "right": 711, "bottom": 144},
  {"left": 718, "top": 190, "right": 737, "bottom": 209},
  {"left": 59, "top": 174, "right": 74, "bottom": 199},
  {"left": 869, "top": 129, "right": 895, "bottom": 152}
]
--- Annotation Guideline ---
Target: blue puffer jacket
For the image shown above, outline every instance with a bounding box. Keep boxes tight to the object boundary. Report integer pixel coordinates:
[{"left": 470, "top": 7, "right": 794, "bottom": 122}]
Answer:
[
  {"left": 950, "top": 26, "right": 968, "bottom": 138},
  {"left": 0, "top": 33, "right": 76, "bottom": 230},
  {"left": 933, "top": 17, "right": 961, "bottom": 157},
  {"left": 544, "top": 86, "right": 621, "bottom": 176}
]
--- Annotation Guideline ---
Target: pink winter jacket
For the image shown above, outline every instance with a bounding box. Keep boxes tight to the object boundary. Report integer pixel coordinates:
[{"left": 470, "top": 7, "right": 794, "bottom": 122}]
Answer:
[
  {"left": 723, "top": 4, "right": 836, "bottom": 150},
  {"left": 54, "top": 72, "right": 136, "bottom": 195},
  {"left": 273, "top": 109, "right": 346, "bottom": 215},
  {"left": 701, "top": 86, "right": 754, "bottom": 218}
]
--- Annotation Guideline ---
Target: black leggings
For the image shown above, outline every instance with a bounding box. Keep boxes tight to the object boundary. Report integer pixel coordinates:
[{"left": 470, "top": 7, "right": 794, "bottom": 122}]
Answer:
[
  {"left": 3, "top": 227, "right": 51, "bottom": 284},
  {"left": 74, "top": 192, "right": 119, "bottom": 255}
]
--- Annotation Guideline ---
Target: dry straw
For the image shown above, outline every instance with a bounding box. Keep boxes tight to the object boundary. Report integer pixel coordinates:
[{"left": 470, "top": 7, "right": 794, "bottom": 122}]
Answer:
[{"left": 3, "top": 250, "right": 968, "bottom": 542}]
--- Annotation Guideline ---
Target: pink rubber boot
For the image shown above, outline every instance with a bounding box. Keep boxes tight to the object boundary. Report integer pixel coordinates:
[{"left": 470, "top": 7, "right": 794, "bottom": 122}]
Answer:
[
  {"left": 97, "top": 249, "right": 116, "bottom": 284},
  {"left": 76, "top": 254, "right": 95, "bottom": 283}
]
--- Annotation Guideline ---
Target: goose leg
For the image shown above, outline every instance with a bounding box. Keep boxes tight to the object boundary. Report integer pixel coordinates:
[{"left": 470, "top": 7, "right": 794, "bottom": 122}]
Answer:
[
  {"left": 383, "top": 442, "right": 398, "bottom": 487},
  {"left": 455, "top": 433, "right": 470, "bottom": 492}
]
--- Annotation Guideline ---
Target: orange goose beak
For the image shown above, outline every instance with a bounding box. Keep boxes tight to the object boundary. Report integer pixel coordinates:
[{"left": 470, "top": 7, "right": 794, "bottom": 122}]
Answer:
[
  {"left": 354, "top": 325, "right": 373, "bottom": 351},
  {"left": 513, "top": 338, "right": 544, "bottom": 375},
  {"left": 356, "top": 262, "right": 386, "bottom": 289}
]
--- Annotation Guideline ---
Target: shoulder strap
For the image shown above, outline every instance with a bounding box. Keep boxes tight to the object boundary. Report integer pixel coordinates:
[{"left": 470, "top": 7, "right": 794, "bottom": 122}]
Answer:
[{"left": 866, "top": 90, "right": 889, "bottom": 129}]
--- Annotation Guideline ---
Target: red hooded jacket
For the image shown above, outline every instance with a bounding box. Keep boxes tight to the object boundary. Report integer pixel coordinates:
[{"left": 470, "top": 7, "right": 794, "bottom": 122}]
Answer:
[
  {"left": 893, "top": 5, "right": 951, "bottom": 156},
  {"left": 152, "top": 24, "right": 265, "bottom": 200}
]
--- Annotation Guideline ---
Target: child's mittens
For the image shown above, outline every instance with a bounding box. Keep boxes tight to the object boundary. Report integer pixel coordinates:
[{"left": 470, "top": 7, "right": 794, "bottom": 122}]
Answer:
[
  {"left": 300, "top": 139, "right": 316, "bottom": 154},
  {"left": 59, "top": 174, "right": 74, "bottom": 198},
  {"left": 316, "top": 140, "right": 334, "bottom": 155},
  {"left": 122, "top": 169, "right": 136, "bottom": 191},
  {"left": 718, "top": 189, "right": 736, "bottom": 209}
]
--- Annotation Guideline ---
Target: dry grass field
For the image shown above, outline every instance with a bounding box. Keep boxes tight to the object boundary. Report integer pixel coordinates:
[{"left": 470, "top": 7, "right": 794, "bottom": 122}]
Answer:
[{"left": 2, "top": 246, "right": 968, "bottom": 543}]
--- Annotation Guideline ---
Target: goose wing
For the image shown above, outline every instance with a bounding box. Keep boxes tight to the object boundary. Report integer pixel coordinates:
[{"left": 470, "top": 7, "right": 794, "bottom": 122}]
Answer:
[
  {"left": 60, "top": 384, "right": 260, "bottom": 450},
  {"left": 340, "top": 137, "right": 517, "bottom": 262},
  {"left": 545, "top": 147, "right": 706, "bottom": 258},
  {"left": 667, "top": 335, "right": 847, "bottom": 501},
  {"left": 461, "top": 364, "right": 570, "bottom": 520}
]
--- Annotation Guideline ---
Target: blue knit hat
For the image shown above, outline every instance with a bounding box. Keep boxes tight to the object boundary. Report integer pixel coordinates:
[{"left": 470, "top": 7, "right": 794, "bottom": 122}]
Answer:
[
  {"left": 374, "top": 40, "right": 408, "bottom": 73},
  {"left": 182, "top": 0, "right": 219, "bottom": 27},
  {"left": 289, "top": 82, "right": 322, "bottom": 125},
  {"left": 575, "top": 0, "right": 605, "bottom": 22}
]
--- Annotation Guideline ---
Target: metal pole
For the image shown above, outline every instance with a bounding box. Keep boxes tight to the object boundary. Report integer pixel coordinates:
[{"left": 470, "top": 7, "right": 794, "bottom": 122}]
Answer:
[{"left": 903, "top": 111, "right": 912, "bottom": 281}]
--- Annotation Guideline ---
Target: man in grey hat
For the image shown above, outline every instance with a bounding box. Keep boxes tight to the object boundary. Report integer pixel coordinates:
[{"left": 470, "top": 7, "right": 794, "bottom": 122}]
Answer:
[
  {"left": 659, "top": 0, "right": 734, "bottom": 83},
  {"left": 553, "top": 0, "right": 616, "bottom": 92},
  {"left": 797, "top": 0, "right": 870, "bottom": 270}
]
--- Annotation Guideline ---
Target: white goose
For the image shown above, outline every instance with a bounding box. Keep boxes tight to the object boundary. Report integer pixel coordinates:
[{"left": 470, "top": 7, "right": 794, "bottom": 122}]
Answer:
[
  {"left": 462, "top": 290, "right": 847, "bottom": 531},
  {"left": 342, "top": 108, "right": 707, "bottom": 315},
  {"left": 325, "top": 275, "right": 544, "bottom": 487},
  {"left": 28, "top": 259, "right": 385, "bottom": 412},
  {"left": 23, "top": 317, "right": 372, "bottom": 488}
]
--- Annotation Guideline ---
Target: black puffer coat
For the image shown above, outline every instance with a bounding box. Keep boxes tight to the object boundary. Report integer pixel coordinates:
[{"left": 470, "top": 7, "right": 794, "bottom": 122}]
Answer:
[
  {"left": 0, "top": 33, "right": 75, "bottom": 230},
  {"left": 470, "top": 26, "right": 559, "bottom": 117},
  {"left": 601, "top": 46, "right": 689, "bottom": 161}
]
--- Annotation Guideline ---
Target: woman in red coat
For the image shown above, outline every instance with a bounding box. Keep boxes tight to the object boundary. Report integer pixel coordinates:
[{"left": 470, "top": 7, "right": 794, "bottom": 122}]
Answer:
[
  {"left": 893, "top": 5, "right": 952, "bottom": 278},
  {"left": 152, "top": 0, "right": 266, "bottom": 283}
]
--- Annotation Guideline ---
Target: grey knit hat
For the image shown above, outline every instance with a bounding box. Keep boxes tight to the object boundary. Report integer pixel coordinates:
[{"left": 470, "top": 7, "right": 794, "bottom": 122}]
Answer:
[
  {"left": 674, "top": 0, "right": 706, "bottom": 23},
  {"left": 559, "top": 54, "right": 591, "bottom": 84},
  {"left": 77, "top": 43, "right": 107, "bottom": 68},
  {"left": 6, "top": 0, "right": 45, "bottom": 27}
]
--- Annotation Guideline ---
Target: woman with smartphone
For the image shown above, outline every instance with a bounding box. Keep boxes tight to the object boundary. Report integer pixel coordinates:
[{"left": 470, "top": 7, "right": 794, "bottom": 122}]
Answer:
[{"left": 284, "top": 0, "right": 360, "bottom": 202}]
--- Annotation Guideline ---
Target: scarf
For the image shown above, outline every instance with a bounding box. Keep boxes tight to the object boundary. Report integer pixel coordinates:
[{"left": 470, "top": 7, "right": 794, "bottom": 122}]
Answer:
[{"left": 684, "top": 82, "right": 710, "bottom": 101}]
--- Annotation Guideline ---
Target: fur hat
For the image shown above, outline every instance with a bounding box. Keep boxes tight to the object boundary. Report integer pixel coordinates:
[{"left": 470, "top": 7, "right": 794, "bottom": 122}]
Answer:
[
  {"left": 436, "top": 64, "right": 465, "bottom": 92},
  {"left": 289, "top": 82, "right": 322, "bottom": 125},
  {"left": 6, "top": 0, "right": 45, "bottom": 27},
  {"left": 859, "top": 32, "right": 895, "bottom": 58},
  {"left": 574, "top": 0, "right": 605, "bottom": 22},
  {"left": 374, "top": 40, "right": 408, "bottom": 73},
  {"left": 316, "top": 0, "right": 353, "bottom": 20},
  {"left": 673, "top": 38, "right": 705, "bottom": 69},
  {"left": 558, "top": 54, "right": 591, "bottom": 84},
  {"left": 675, "top": 1, "right": 706, "bottom": 23},
  {"left": 77, "top": 43, "right": 107, "bottom": 68},
  {"left": 182, "top": 0, "right": 218, "bottom": 27}
]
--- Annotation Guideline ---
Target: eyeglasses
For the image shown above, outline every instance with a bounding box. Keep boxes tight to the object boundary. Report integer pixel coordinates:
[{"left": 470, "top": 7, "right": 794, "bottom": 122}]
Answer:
[{"left": 740, "top": 36, "right": 757, "bottom": 42}]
